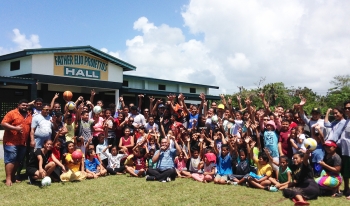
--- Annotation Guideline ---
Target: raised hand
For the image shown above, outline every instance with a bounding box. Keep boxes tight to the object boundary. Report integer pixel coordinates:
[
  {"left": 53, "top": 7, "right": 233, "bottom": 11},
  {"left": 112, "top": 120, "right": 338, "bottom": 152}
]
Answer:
[
  {"left": 138, "top": 94, "right": 144, "bottom": 99},
  {"left": 258, "top": 92, "right": 265, "bottom": 99},
  {"left": 91, "top": 89, "right": 96, "bottom": 96},
  {"left": 236, "top": 95, "right": 241, "bottom": 102},
  {"left": 54, "top": 93, "right": 59, "bottom": 99},
  {"left": 299, "top": 96, "right": 306, "bottom": 106},
  {"left": 119, "top": 96, "right": 124, "bottom": 102},
  {"left": 149, "top": 96, "right": 155, "bottom": 103}
]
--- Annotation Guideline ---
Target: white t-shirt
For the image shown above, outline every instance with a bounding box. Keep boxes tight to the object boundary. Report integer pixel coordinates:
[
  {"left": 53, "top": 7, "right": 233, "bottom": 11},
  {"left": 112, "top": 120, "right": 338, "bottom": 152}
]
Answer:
[{"left": 102, "top": 152, "right": 127, "bottom": 169}]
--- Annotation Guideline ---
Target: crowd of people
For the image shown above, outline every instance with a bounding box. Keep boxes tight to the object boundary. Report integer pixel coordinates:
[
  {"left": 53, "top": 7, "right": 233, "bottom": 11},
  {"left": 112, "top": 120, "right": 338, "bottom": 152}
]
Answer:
[{"left": 1, "top": 90, "right": 350, "bottom": 205}]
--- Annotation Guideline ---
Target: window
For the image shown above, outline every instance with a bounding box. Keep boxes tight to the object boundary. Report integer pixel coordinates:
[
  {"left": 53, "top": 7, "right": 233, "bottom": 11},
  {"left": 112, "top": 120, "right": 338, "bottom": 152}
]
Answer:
[
  {"left": 158, "top": 84, "right": 166, "bottom": 90},
  {"left": 190, "top": 88, "right": 196, "bottom": 93},
  {"left": 10, "top": 60, "right": 20, "bottom": 71},
  {"left": 122, "top": 80, "right": 128, "bottom": 87}
]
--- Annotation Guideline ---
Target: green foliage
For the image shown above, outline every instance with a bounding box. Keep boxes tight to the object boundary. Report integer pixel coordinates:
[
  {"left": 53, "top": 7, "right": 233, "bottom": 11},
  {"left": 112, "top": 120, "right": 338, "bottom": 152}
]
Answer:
[{"left": 225, "top": 75, "right": 350, "bottom": 114}]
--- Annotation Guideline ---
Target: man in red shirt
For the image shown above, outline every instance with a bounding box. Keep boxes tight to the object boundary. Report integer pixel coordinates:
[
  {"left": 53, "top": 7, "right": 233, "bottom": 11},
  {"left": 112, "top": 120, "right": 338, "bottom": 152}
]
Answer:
[{"left": 1, "top": 99, "right": 32, "bottom": 186}]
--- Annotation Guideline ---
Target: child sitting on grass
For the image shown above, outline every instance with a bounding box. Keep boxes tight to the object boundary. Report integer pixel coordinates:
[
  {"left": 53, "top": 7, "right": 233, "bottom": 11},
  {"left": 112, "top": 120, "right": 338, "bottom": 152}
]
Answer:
[
  {"left": 264, "top": 148, "right": 292, "bottom": 190},
  {"left": 147, "top": 149, "right": 157, "bottom": 169},
  {"left": 125, "top": 145, "right": 149, "bottom": 177},
  {"left": 228, "top": 136, "right": 252, "bottom": 185},
  {"left": 174, "top": 151, "right": 188, "bottom": 177},
  {"left": 192, "top": 152, "right": 216, "bottom": 183},
  {"left": 102, "top": 145, "right": 128, "bottom": 175},
  {"left": 60, "top": 141, "right": 86, "bottom": 182},
  {"left": 85, "top": 149, "right": 107, "bottom": 179},
  {"left": 247, "top": 141, "right": 275, "bottom": 191}
]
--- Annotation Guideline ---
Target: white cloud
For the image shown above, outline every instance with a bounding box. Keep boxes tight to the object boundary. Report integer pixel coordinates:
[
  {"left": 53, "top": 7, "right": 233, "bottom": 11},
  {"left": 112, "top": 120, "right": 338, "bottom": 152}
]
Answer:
[
  {"left": 121, "top": 1, "right": 350, "bottom": 96},
  {"left": 12, "top": 29, "right": 41, "bottom": 50},
  {"left": 100, "top": 47, "right": 120, "bottom": 58},
  {"left": 0, "top": 29, "right": 41, "bottom": 55}
]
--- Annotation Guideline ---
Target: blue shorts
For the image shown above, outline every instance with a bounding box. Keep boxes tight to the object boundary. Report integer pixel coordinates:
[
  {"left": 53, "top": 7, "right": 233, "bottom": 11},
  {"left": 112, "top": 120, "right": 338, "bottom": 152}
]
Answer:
[
  {"left": 134, "top": 169, "right": 145, "bottom": 176},
  {"left": 3, "top": 145, "right": 26, "bottom": 164}
]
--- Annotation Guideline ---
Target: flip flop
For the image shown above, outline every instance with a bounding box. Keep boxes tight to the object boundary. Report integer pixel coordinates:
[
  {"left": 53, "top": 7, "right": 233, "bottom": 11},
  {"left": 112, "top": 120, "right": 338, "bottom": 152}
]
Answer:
[{"left": 294, "top": 201, "right": 310, "bottom": 206}]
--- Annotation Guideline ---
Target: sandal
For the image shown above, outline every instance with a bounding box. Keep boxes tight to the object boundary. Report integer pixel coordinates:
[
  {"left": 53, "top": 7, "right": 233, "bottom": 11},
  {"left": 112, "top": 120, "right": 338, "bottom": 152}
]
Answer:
[
  {"left": 294, "top": 201, "right": 310, "bottom": 206},
  {"left": 332, "top": 193, "right": 342, "bottom": 197}
]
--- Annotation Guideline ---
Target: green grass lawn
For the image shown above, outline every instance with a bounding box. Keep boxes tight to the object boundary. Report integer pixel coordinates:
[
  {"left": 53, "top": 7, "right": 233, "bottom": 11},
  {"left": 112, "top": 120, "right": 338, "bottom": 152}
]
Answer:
[{"left": 0, "top": 161, "right": 348, "bottom": 206}]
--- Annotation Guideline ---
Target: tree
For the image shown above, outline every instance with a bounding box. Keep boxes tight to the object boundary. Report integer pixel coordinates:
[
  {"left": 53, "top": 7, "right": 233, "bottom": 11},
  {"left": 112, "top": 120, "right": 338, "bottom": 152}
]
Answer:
[{"left": 325, "top": 75, "right": 350, "bottom": 109}]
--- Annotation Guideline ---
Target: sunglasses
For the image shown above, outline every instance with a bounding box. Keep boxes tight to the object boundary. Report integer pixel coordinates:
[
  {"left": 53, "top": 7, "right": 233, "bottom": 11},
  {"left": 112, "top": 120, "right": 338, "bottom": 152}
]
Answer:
[
  {"left": 345, "top": 107, "right": 350, "bottom": 111},
  {"left": 42, "top": 109, "right": 50, "bottom": 111},
  {"left": 263, "top": 119, "right": 268, "bottom": 121}
]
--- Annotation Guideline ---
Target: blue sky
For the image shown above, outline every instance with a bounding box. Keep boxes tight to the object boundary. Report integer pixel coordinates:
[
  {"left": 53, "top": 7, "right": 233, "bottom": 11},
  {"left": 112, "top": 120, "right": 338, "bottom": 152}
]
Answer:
[
  {"left": 0, "top": 0, "right": 191, "bottom": 51},
  {"left": 1, "top": 1, "right": 349, "bottom": 96}
]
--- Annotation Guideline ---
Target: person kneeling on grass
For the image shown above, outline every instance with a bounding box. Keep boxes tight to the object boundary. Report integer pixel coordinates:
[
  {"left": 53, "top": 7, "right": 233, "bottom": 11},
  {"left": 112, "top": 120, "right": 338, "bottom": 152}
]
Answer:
[
  {"left": 246, "top": 142, "right": 275, "bottom": 192},
  {"left": 85, "top": 149, "right": 107, "bottom": 178},
  {"left": 125, "top": 144, "right": 149, "bottom": 177},
  {"left": 60, "top": 141, "right": 86, "bottom": 182},
  {"left": 102, "top": 145, "right": 128, "bottom": 175},
  {"left": 145, "top": 136, "right": 181, "bottom": 182},
  {"left": 26, "top": 139, "right": 57, "bottom": 184}
]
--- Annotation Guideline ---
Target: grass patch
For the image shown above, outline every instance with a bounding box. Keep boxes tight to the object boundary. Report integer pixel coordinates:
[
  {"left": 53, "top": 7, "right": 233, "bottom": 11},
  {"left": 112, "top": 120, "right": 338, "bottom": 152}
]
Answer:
[{"left": 0, "top": 160, "right": 348, "bottom": 206}]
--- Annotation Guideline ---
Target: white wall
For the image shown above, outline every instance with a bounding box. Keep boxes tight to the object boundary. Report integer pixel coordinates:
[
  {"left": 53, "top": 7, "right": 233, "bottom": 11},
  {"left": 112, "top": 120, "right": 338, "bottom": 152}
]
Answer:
[
  {"left": 107, "top": 63, "right": 123, "bottom": 83},
  {"left": 0, "top": 56, "right": 32, "bottom": 76},
  {"left": 32, "top": 54, "right": 54, "bottom": 75}
]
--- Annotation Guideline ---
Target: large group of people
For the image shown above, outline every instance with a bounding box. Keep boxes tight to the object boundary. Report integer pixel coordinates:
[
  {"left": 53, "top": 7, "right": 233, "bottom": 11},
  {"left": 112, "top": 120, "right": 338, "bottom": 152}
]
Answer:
[{"left": 2, "top": 90, "right": 350, "bottom": 205}]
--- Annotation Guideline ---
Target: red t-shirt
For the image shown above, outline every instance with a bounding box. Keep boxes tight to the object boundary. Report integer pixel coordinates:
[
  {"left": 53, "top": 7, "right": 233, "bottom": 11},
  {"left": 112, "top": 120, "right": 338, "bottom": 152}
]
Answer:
[
  {"left": 278, "top": 130, "right": 293, "bottom": 158},
  {"left": 134, "top": 156, "right": 146, "bottom": 170},
  {"left": 49, "top": 147, "right": 60, "bottom": 162}
]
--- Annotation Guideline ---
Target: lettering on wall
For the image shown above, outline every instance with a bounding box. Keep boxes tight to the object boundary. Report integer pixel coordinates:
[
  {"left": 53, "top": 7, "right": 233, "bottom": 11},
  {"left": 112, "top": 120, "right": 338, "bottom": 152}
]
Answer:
[{"left": 54, "top": 53, "right": 108, "bottom": 80}]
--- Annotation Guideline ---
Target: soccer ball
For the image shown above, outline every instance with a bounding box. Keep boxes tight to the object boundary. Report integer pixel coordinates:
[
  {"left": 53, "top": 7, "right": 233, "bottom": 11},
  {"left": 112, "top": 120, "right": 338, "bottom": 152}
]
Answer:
[
  {"left": 93, "top": 105, "right": 102, "bottom": 114},
  {"left": 66, "top": 101, "right": 76, "bottom": 111},
  {"left": 211, "top": 115, "right": 218, "bottom": 123},
  {"left": 41, "top": 176, "right": 51, "bottom": 186},
  {"left": 72, "top": 150, "right": 83, "bottom": 160},
  {"left": 304, "top": 138, "right": 318, "bottom": 151}
]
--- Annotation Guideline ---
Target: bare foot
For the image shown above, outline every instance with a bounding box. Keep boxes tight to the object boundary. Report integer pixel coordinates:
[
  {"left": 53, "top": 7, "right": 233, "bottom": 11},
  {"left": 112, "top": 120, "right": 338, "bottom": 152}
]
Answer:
[
  {"left": 15, "top": 180, "right": 21, "bottom": 183},
  {"left": 5, "top": 180, "right": 13, "bottom": 186},
  {"left": 347, "top": 196, "right": 350, "bottom": 200}
]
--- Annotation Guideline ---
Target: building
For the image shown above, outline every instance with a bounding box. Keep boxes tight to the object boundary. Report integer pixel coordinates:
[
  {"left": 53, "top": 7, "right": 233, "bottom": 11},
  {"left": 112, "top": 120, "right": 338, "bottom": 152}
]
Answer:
[{"left": 0, "top": 46, "right": 219, "bottom": 125}]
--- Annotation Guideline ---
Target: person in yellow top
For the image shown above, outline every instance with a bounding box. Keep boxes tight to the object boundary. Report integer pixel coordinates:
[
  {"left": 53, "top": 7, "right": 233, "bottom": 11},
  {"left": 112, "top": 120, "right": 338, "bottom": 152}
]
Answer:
[
  {"left": 247, "top": 141, "right": 276, "bottom": 191},
  {"left": 64, "top": 115, "right": 75, "bottom": 142},
  {"left": 60, "top": 141, "right": 86, "bottom": 181}
]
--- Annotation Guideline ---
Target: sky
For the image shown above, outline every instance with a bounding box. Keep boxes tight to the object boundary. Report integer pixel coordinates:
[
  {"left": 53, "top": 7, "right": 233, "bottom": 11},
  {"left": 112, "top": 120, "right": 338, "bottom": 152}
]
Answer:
[{"left": 1, "top": 0, "right": 350, "bottom": 96}]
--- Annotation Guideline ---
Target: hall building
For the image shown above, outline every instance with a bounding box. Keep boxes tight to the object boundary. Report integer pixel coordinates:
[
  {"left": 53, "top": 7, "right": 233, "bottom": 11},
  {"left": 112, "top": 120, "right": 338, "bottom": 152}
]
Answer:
[{"left": 0, "top": 46, "right": 219, "bottom": 124}]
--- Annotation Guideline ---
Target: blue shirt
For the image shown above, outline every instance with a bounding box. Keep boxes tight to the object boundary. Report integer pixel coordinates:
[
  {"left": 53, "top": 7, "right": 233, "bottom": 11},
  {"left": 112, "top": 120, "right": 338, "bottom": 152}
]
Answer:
[
  {"left": 264, "top": 131, "right": 279, "bottom": 158},
  {"left": 85, "top": 158, "right": 100, "bottom": 172},
  {"left": 217, "top": 153, "right": 233, "bottom": 175},
  {"left": 155, "top": 148, "right": 176, "bottom": 171},
  {"left": 188, "top": 113, "right": 199, "bottom": 129}
]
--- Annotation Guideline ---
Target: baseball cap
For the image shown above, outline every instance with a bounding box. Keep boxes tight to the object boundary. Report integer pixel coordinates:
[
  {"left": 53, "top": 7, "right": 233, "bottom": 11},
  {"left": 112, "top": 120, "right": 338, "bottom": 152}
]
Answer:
[
  {"left": 311, "top": 108, "right": 321, "bottom": 114},
  {"left": 158, "top": 104, "right": 165, "bottom": 108},
  {"left": 324, "top": 140, "right": 337, "bottom": 147},
  {"left": 218, "top": 104, "right": 225, "bottom": 110}
]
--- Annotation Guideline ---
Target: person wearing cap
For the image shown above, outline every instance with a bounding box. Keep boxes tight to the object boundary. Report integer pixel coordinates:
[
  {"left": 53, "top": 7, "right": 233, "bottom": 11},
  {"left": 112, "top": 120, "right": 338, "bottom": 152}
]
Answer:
[
  {"left": 316, "top": 140, "right": 342, "bottom": 197},
  {"left": 129, "top": 106, "right": 146, "bottom": 129},
  {"left": 217, "top": 103, "right": 225, "bottom": 119},
  {"left": 298, "top": 101, "right": 327, "bottom": 136},
  {"left": 337, "top": 100, "right": 350, "bottom": 198}
]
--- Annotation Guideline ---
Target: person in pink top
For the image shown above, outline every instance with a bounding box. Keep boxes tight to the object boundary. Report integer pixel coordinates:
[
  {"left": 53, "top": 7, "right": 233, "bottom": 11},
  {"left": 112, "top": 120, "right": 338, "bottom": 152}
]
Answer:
[
  {"left": 92, "top": 112, "right": 105, "bottom": 149},
  {"left": 192, "top": 153, "right": 216, "bottom": 183},
  {"left": 174, "top": 151, "right": 188, "bottom": 177}
]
